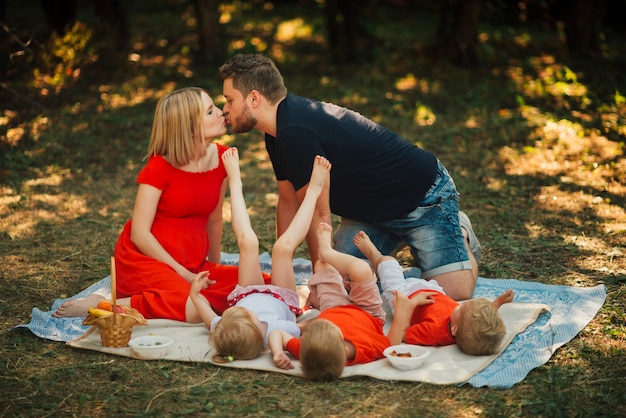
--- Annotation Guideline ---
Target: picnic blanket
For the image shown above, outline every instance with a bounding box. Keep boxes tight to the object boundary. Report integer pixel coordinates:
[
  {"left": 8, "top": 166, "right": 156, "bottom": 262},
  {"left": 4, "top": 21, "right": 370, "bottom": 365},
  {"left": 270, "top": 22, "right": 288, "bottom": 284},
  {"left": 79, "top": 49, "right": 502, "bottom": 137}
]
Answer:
[{"left": 16, "top": 253, "right": 606, "bottom": 388}]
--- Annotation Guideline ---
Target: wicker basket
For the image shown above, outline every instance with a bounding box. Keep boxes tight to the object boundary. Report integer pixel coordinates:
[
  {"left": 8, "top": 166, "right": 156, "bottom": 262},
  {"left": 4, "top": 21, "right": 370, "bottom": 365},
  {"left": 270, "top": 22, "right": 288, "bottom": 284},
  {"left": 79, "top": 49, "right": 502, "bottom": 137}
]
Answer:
[
  {"left": 82, "top": 257, "right": 147, "bottom": 347},
  {"left": 83, "top": 307, "right": 147, "bottom": 347}
]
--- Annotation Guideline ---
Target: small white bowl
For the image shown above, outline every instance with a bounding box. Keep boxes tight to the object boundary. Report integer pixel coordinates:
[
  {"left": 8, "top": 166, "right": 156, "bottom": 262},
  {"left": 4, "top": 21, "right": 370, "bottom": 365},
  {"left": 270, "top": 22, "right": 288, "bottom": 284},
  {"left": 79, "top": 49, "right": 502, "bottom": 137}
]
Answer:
[
  {"left": 384, "top": 344, "right": 431, "bottom": 371},
  {"left": 128, "top": 335, "right": 174, "bottom": 359}
]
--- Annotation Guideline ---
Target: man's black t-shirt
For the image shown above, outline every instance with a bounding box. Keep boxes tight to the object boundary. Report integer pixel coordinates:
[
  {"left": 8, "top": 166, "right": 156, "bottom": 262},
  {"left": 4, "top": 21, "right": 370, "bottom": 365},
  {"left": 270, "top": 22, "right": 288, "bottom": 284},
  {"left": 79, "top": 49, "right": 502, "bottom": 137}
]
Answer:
[{"left": 265, "top": 94, "right": 438, "bottom": 222}]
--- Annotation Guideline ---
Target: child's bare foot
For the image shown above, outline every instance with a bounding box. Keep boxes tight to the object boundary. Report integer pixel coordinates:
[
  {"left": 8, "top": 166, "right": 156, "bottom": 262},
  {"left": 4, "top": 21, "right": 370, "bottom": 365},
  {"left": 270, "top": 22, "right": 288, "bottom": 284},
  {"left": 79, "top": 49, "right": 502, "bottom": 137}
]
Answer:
[
  {"left": 493, "top": 289, "right": 514, "bottom": 309},
  {"left": 353, "top": 231, "right": 382, "bottom": 262},
  {"left": 222, "top": 147, "right": 241, "bottom": 182},
  {"left": 316, "top": 222, "right": 334, "bottom": 262},
  {"left": 307, "top": 155, "right": 331, "bottom": 194},
  {"left": 52, "top": 294, "right": 105, "bottom": 318}
]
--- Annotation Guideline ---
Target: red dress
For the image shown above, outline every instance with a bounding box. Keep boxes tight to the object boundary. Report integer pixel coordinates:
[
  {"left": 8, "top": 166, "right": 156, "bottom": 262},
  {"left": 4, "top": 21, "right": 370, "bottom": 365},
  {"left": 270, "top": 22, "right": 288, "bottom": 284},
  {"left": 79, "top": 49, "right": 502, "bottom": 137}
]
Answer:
[{"left": 114, "top": 145, "right": 267, "bottom": 321}]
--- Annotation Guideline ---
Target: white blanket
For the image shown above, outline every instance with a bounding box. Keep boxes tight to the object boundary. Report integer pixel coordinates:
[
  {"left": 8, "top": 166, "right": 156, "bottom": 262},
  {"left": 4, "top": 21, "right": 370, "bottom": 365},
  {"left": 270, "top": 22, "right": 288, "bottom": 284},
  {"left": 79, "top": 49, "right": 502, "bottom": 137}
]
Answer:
[
  {"left": 67, "top": 301, "right": 548, "bottom": 385},
  {"left": 18, "top": 253, "right": 606, "bottom": 388}
]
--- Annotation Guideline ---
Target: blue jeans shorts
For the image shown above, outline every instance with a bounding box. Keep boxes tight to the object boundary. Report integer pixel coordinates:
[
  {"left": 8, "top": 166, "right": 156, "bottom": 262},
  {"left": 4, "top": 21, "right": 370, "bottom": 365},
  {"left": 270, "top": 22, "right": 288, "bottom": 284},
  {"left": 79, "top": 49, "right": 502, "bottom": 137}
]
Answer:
[{"left": 333, "top": 160, "right": 471, "bottom": 279}]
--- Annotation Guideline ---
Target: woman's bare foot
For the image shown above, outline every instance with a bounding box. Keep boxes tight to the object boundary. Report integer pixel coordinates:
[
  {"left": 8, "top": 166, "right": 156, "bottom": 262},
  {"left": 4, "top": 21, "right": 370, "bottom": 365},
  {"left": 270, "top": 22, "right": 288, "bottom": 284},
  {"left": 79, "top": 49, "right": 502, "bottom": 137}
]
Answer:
[
  {"left": 52, "top": 294, "right": 106, "bottom": 318},
  {"left": 307, "top": 155, "right": 331, "bottom": 194}
]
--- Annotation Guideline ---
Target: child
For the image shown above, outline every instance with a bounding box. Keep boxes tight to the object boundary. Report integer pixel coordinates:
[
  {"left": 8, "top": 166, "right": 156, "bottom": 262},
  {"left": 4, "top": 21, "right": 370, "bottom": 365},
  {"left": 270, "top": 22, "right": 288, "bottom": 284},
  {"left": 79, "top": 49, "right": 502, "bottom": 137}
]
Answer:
[
  {"left": 355, "top": 231, "right": 514, "bottom": 355},
  {"left": 189, "top": 149, "right": 332, "bottom": 365},
  {"left": 268, "top": 223, "right": 392, "bottom": 381}
]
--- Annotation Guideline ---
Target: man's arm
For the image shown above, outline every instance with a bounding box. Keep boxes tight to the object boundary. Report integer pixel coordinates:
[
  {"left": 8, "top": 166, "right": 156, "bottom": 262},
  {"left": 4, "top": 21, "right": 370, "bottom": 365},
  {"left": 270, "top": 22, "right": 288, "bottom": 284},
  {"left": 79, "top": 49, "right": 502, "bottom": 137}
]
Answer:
[
  {"left": 296, "top": 174, "right": 332, "bottom": 269},
  {"left": 276, "top": 179, "right": 299, "bottom": 238}
]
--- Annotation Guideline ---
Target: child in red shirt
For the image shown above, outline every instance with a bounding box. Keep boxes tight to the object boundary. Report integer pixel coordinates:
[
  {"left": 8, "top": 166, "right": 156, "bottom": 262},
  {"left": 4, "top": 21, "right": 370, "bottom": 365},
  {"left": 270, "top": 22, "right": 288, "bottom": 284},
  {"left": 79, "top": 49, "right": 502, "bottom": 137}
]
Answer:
[
  {"left": 269, "top": 223, "right": 397, "bottom": 381},
  {"left": 355, "top": 232, "right": 514, "bottom": 355}
]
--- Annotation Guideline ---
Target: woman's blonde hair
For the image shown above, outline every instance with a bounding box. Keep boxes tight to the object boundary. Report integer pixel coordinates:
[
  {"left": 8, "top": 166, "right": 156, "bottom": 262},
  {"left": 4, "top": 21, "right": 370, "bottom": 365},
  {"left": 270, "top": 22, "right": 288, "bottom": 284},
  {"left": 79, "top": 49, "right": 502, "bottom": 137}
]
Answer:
[
  {"left": 300, "top": 319, "right": 346, "bottom": 381},
  {"left": 455, "top": 298, "right": 506, "bottom": 356},
  {"left": 210, "top": 306, "right": 265, "bottom": 363},
  {"left": 147, "top": 87, "right": 208, "bottom": 167}
]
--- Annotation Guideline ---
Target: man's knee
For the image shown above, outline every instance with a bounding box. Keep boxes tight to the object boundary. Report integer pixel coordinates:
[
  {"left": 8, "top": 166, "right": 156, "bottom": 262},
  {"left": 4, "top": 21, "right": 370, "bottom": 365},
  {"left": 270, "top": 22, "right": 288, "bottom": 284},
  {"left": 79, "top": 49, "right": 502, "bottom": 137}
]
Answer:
[{"left": 430, "top": 270, "right": 476, "bottom": 301}]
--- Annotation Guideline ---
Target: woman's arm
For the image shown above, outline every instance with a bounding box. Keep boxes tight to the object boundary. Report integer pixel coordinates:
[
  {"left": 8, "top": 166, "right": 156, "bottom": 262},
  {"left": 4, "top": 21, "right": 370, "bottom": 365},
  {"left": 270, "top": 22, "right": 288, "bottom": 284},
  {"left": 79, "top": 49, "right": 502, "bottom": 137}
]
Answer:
[{"left": 130, "top": 183, "right": 194, "bottom": 282}]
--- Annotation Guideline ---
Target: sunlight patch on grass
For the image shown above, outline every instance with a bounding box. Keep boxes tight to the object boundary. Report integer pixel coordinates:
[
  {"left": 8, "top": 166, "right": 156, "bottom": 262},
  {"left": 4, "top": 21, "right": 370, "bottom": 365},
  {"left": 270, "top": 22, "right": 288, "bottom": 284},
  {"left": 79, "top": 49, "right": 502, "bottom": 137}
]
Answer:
[
  {"left": 414, "top": 102, "right": 436, "bottom": 126},
  {"left": 500, "top": 116, "right": 624, "bottom": 187},
  {"left": 507, "top": 56, "right": 589, "bottom": 105},
  {"left": 0, "top": 169, "right": 91, "bottom": 239},
  {"left": 264, "top": 192, "right": 278, "bottom": 208}
]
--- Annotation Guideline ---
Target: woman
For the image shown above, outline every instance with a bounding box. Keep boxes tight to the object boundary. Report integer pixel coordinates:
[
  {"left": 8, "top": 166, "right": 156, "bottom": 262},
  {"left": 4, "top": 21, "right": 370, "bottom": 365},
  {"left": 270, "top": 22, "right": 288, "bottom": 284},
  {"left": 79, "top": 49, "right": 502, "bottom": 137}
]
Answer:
[{"left": 54, "top": 87, "right": 267, "bottom": 322}]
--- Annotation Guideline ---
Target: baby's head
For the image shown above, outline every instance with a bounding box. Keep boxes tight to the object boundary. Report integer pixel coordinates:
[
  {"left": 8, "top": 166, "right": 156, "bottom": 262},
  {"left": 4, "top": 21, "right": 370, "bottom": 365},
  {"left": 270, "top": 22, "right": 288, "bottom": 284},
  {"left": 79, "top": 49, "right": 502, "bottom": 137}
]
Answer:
[
  {"left": 210, "top": 306, "right": 265, "bottom": 363},
  {"left": 299, "top": 319, "right": 346, "bottom": 381},
  {"left": 452, "top": 298, "right": 506, "bottom": 356}
]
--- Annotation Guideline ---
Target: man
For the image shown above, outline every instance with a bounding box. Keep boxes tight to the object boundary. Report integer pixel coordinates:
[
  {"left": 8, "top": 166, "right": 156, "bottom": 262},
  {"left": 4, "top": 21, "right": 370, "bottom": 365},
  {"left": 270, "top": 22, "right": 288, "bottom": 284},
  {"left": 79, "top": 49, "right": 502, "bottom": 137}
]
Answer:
[{"left": 218, "top": 53, "right": 481, "bottom": 300}]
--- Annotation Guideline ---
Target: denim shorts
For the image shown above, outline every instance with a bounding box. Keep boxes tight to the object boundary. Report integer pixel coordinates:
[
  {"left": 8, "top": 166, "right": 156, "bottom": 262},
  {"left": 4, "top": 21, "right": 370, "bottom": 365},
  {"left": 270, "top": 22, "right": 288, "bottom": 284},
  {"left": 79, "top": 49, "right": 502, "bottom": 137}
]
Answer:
[{"left": 333, "top": 160, "right": 471, "bottom": 279}]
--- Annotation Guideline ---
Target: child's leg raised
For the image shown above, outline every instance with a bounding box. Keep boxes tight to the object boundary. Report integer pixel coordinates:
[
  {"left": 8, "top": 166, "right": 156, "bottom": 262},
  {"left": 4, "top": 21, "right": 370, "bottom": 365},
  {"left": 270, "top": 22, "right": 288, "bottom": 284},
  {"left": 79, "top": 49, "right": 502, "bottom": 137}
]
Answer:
[
  {"left": 271, "top": 156, "right": 331, "bottom": 290},
  {"left": 316, "top": 222, "right": 372, "bottom": 283},
  {"left": 222, "top": 148, "right": 264, "bottom": 286},
  {"left": 354, "top": 230, "right": 409, "bottom": 312},
  {"left": 353, "top": 231, "right": 393, "bottom": 271}
]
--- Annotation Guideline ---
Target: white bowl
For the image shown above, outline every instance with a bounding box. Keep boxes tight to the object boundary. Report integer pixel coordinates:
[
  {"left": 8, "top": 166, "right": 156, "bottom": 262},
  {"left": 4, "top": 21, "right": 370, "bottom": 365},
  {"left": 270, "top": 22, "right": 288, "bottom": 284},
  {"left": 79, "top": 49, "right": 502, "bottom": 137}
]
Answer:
[
  {"left": 128, "top": 335, "right": 174, "bottom": 359},
  {"left": 384, "top": 344, "right": 431, "bottom": 371}
]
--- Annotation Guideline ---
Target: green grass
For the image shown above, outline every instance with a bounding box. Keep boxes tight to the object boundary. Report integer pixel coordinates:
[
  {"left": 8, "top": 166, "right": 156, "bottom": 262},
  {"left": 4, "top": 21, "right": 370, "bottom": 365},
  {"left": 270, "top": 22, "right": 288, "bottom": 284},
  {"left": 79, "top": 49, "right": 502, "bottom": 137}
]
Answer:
[{"left": 1, "top": 1, "right": 625, "bottom": 416}]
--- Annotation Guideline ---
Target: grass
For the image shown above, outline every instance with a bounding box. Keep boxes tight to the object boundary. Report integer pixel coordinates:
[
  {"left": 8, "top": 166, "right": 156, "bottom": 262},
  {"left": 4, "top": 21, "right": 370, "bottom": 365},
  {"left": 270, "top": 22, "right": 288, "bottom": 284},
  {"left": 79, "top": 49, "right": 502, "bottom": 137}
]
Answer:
[{"left": 2, "top": 1, "right": 625, "bottom": 416}]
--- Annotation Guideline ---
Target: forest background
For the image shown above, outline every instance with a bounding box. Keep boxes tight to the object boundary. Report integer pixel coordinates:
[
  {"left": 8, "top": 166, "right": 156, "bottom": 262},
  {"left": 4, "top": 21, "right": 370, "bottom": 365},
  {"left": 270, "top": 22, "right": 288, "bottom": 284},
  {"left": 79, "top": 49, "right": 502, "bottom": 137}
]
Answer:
[{"left": 1, "top": 0, "right": 625, "bottom": 416}]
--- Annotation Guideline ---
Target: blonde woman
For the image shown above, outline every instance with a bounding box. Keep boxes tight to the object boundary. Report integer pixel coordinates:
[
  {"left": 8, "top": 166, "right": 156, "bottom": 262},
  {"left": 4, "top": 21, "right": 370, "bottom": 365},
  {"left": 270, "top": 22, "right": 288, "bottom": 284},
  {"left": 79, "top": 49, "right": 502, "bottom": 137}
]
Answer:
[{"left": 54, "top": 88, "right": 261, "bottom": 322}]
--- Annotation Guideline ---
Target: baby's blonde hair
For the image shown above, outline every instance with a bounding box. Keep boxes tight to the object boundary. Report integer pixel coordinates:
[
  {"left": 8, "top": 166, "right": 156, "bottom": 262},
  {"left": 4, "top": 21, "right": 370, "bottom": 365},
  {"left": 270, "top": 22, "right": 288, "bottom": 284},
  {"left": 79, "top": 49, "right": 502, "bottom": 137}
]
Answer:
[
  {"left": 300, "top": 319, "right": 346, "bottom": 381},
  {"left": 455, "top": 298, "right": 506, "bottom": 355},
  {"left": 147, "top": 87, "right": 208, "bottom": 168},
  {"left": 210, "top": 306, "right": 265, "bottom": 363}
]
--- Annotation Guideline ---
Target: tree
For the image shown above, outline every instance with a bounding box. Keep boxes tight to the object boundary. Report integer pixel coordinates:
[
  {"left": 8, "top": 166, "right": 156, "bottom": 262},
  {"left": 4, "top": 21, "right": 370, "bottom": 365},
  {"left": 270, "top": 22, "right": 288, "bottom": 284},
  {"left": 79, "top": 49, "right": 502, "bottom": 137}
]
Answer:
[
  {"left": 93, "top": 0, "right": 129, "bottom": 56},
  {"left": 193, "top": 0, "right": 225, "bottom": 64},
  {"left": 324, "top": 0, "right": 377, "bottom": 63},
  {"left": 565, "top": 0, "right": 605, "bottom": 56},
  {"left": 437, "top": 0, "right": 484, "bottom": 66},
  {"left": 40, "top": 0, "right": 77, "bottom": 35}
]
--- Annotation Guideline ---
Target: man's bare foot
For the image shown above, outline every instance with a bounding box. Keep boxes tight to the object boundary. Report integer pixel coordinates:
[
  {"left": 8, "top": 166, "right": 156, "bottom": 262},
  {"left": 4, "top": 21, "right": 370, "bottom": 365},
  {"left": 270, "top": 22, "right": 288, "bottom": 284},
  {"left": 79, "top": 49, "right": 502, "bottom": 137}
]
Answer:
[
  {"left": 493, "top": 289, "right": 514, "bottom": 308},
  {"left": 52, "top": 294, "right": 105, "bottom": 318},
  {"left": 222, "top": 147, "right": 241, "bottom": 182},
  {"left": 307, "top": 155, "right": 331, "bottom": 194},
  {"left": 316, "top": 222, "right": 334, "bottom": 262}
]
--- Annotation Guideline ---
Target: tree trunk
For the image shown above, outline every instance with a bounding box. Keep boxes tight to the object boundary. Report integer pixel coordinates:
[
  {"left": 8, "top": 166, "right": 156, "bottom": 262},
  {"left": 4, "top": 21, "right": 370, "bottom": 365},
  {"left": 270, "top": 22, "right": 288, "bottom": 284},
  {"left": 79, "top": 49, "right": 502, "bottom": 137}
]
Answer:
[
  {"left": 193, "top": 0, "right": 224, "bottom": 64},
  {"left": 325, "top": 0, "right": 376, "bottom": 63},
  {"left": 93, "top": 0, "right": 129, "bottom": 53},
  {"left": 565, "top": 0, "right": 604, "bottom": 56},
  {"left": 40, "top": 0, "right": 77, "bottom": 35},
  {"left": 437, "top": 0, "right": 484, "bottom": 66}
]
